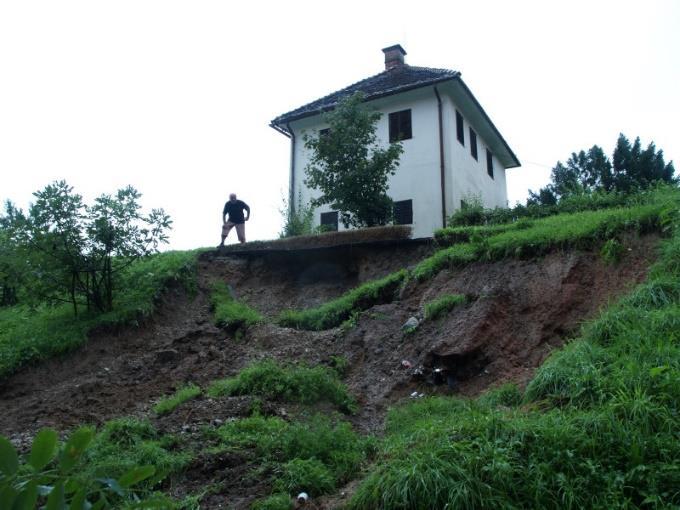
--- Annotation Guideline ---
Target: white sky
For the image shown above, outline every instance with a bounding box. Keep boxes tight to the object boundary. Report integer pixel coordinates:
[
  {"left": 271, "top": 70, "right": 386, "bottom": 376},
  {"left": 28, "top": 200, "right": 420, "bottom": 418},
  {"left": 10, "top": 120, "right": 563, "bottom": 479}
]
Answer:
[{"left": 1, "top": 0, "right": 678, "bottom": 249}]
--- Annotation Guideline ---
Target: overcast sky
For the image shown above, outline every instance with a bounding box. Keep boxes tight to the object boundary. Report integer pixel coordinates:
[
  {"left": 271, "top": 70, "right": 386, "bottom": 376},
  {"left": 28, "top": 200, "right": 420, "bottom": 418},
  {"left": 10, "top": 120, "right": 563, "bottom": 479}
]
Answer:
[{"left": 1, "top": 0, "right": 678, "bottom": 249}]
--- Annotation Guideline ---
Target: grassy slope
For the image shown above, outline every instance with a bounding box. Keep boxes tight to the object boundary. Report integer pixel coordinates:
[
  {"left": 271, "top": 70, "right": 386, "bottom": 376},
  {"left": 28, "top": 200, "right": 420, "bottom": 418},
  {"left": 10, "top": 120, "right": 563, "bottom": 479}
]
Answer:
[
  {"left": 0, "top": 250, "right": 198, "bottom": 379},
  {"left": 279, "top": 188, "right": 676, "bottom": 331},
  {"left": 348, "top": 194, "right": 680, "bottom": 509}
]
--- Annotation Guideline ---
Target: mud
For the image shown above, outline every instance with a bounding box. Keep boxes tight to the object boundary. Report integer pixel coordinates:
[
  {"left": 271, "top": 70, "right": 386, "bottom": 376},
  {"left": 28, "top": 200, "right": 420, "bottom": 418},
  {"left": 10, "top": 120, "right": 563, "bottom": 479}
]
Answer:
[{"left": 0, "top": 234, "right": 660, "bottom": 508}]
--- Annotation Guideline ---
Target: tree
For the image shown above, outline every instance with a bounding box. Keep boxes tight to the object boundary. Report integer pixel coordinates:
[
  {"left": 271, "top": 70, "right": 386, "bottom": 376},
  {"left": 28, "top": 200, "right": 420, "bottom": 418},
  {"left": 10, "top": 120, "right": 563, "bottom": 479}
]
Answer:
[
  {"left": 7, "top": 181, "right": 171, "bottom": 314},
  {"left": 303, "top": 92, "right": 403, "bottom": 228},
  {"left": 529, "top": 134, "right": 675, "bottom": 206}
]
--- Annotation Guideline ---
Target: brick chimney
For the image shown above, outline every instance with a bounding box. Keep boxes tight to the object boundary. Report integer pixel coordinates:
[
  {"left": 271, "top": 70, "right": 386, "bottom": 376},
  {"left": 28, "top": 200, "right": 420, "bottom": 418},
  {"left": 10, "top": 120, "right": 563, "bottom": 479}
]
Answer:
[{"left": 382, "top": 44, "right": 407, "bottom": 70}]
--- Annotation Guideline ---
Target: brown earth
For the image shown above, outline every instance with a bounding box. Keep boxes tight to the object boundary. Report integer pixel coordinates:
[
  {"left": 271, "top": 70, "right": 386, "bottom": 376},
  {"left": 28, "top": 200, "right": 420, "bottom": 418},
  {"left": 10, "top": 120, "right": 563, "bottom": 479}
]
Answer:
[{"left": 0, "top": 234, "right": 660, "bottom": 508}]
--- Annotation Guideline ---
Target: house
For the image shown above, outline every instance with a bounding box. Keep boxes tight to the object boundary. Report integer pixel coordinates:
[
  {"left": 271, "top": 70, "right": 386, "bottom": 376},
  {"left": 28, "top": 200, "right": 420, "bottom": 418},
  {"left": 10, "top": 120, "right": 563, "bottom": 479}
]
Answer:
[{"left": 270, "top": 45, "right": 521, "bottom": 238}]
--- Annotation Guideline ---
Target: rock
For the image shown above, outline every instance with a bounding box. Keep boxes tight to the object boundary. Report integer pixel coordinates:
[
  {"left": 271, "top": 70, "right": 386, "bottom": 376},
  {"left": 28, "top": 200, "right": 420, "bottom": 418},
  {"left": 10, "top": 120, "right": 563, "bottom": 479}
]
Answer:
[
  {"left": 373, "top": 348, "right": 384, "bottom": 356},
  {"left": 402, "top": 317, "right": 419, "bottom": 330},
  {"left": 155, "top": 349, "right": 179, "bottom": 363},
  {"left": 213, "top": 418, "right": 224, "bottom": 426}
]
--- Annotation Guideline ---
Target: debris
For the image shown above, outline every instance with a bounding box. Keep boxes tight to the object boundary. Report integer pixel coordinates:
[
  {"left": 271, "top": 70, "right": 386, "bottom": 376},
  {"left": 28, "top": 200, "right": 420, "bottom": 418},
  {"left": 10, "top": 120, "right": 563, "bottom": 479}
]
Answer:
[
  {"left": 401, "top": 359, "right": 412, "bottom": 369},
  {"left": 410, "top": 391, "right": 424, "bottom": 399},
  {"left": 297, "top": 492, "right": 309, "bottom": 504},
  {"left": 402, "top": 317, "right": 419, "bottom": 330}
]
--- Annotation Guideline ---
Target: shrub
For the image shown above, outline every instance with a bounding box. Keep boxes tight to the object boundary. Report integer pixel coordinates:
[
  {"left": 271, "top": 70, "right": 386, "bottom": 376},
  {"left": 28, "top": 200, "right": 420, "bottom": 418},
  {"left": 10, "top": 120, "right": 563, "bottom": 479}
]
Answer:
[
  {"left": 210, "top": 281, "right": 262, "bottom": 333},
  {"left": 0, "top": 427, "right": 175, "bottom": 509},
  {"left": 278, "top": 270, "right": 407, "bottom": 330},
  {"left": 424, "top": 294, "right": 467, "bottom": 320},
  {"left": 153, "top": 383, "right": 202, "bottom": 416},
  {"left": 206, "top": 360, "right": 357, "bottom": 413}
]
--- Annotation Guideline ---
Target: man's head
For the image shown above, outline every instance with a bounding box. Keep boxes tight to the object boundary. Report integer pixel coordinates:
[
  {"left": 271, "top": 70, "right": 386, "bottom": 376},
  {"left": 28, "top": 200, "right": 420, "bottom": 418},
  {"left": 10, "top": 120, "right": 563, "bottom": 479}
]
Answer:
[{"left": 229, "top": 193, "right": 237, "bottom": 202}]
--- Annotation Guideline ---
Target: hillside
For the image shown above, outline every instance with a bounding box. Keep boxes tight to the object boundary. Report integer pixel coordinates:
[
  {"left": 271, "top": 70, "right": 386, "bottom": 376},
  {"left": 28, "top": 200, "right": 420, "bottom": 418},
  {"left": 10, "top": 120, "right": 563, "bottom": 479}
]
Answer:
[{"left": 1, "top": 188, "right": 679, "bottom": 509}]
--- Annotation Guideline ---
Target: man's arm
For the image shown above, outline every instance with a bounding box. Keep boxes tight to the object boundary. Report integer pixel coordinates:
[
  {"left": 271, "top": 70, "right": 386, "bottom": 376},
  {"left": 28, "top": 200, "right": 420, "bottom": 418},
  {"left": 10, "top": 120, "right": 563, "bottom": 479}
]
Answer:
[
  {"left": 243, "top": 202, "right": 251, "bottom": 221},
  {"left": 222, "top": 203, "right": 228, "bottom": 223}
]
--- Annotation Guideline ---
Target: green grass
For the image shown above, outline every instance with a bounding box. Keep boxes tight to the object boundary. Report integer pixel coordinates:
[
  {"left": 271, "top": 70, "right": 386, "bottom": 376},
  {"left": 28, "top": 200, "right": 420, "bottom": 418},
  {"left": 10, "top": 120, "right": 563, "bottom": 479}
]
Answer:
[
  {"left": 277, "top": 269, "right": 408, "bottom": 330},
  {"left": 0, "top": 250, "right": 198, "bottom": 379},
  {"left": 83, "top": 417, "right": 192, "bottom": 487},
  {"left": 153, "top": 383, "right": 202, "bottom": 416},
  {"left": 424, "top": 294, "right": 467, "bottom": 321},
  {"left": 209, "top": 281, "right": 262, "bottom": 332},
  {"left": 348, "top": 195, "right": 680, "bottom": 509},
  {"left": 251, "top": 493, "right": 293, "bottom": 510},
  {"left": 413, "top": 201, "right": 665, "bottom": 281},
  {"left": 215, "top": 413, "right": 372, "bottom": 500},
  {"left": 206, "top": 359, "right": 357, "bottom": 413}
]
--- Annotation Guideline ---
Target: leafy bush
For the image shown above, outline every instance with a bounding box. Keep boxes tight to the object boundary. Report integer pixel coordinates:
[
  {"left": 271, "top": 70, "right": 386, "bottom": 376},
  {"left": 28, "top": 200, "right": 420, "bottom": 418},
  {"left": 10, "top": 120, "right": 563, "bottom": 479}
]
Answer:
[
  {"left": 153, "top": 383, "right": 202, "bottom": 415},
  {"left": 0, "top": 427, "right": 173, "bottom": 509},
  {"left": 279, "top": 192, "right": 315, "bottom": 238},
  {"left": 206, "top": 359, "right": 357, "bottom": 413},
  {"left": 209, "top": 281, "right": 262, "bottom": 333},
  {"left": 424, "top": 294, "right": 467, "bottom": 321},
  {"left": 0, "top": 250, "right": 197, "bottom": 379},
  {"left": 277, "top": 270, "right": 407, "bottom": 330}
]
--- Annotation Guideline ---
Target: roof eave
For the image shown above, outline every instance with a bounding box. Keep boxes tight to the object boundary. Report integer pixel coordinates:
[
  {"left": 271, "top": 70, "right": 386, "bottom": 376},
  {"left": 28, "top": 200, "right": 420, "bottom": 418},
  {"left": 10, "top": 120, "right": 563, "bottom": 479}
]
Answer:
[
  {"left": 453, "top": 76, "right": 521, "bottom": 168},
  {"left": 270, "top": 74, "right": 459, "bottom": 132}
]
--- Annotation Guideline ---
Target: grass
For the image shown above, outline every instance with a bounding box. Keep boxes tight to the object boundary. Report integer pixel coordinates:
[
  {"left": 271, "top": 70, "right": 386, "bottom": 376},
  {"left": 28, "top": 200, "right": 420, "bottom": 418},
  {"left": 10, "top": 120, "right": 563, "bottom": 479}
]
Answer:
[
  {"left": 153, "top": 383, "right": 202, "bottom": 416},
  {"left": 0, "top": 250, "right": 198, "bottom": 379},
  {"left": 82, "top": 417, "right": 192, "bottom": 489},
  {"left": 423, "top": 294, "right": 467, "bottom": 321},
  {"left": 277, "top": 270, "right": 408, "bottom": 330},
  {"left": 206, "top": 359, "right": 357, "bottom": 413},
  {"left": 215, "top": 413, "right": 372, "bottom": 501},
  {"left": 209, "top": 281, "right": 262, "bottom": 332},
  {"left": 348, "top": 193, "right": 680, "bottom": 509}
]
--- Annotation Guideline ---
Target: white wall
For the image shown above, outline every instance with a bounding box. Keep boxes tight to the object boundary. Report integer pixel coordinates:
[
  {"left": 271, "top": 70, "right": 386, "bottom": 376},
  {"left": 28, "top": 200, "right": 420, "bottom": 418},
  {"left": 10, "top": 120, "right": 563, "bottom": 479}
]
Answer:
[{"left": 287, "top": 85, "right": 510, "bottom": 238}]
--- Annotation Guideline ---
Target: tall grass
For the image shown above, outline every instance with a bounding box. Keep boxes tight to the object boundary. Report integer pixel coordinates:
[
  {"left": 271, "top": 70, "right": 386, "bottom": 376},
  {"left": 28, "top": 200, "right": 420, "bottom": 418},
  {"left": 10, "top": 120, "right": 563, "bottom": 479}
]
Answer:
[
  {"left": 206, "top": 359, "right": 357, "bottom": 413},
  {"left": 0, "top": 250, "right": 198, "bottom": 379},
  {"left": 349, "top": 191, "right": 680, "bottom": 509},
  {"left": 153, "top": 383, "right": 202, "bottom": 416},
  {"left": 423, "top": 294, "right": 467, "bottom": 321}
]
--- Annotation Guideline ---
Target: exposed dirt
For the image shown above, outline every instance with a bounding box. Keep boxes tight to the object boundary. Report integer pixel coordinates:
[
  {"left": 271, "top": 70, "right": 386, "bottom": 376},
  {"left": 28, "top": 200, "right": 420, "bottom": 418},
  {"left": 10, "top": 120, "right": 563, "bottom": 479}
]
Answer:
[{"left": 0, "top": 234, "right": 660, "bottom": 508}]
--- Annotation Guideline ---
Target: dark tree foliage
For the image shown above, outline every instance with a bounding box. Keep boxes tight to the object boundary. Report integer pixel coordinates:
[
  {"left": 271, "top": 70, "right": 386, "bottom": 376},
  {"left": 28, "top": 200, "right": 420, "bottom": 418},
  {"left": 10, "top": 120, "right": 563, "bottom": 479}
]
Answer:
[
  {"left": 529, "top": 134, "right": 675, "bottom": 205},
  {"left": 5, "top": 181, "right": 171, "bottom": 314},
  {"left": 303, "top": 92, "right": 404, "bottom": 228}
]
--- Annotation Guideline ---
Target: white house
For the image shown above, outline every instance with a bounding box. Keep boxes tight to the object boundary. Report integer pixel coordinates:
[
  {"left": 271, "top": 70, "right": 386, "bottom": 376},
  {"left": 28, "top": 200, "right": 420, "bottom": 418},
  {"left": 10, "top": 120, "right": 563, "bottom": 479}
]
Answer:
[{"left": 270, "top": 45, "right": 521, "bottom": 238}]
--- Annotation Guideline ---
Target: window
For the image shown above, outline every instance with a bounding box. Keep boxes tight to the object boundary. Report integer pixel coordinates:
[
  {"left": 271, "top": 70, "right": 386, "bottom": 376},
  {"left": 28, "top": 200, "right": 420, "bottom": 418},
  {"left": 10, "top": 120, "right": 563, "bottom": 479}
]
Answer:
[
  {"left": 456, "top": 110, "right": 464, "bottom": 146},
  {"left": 486, "top": 149, "right": 494, "bottom": 179},
  {"left": 389, "top": 109, "right": 412, "bottom": 142},
  {"left": 320, "top": 211, "right": 338, "bottom": 231},
  {"left": 469, "top": 128, "right": 478, "bottom": 160},
  {"left": 319, "top": 128, "right": 330, "bottom": 138},
  {"left": 393, "top": 199, "right": 413, "bottom": 225}
]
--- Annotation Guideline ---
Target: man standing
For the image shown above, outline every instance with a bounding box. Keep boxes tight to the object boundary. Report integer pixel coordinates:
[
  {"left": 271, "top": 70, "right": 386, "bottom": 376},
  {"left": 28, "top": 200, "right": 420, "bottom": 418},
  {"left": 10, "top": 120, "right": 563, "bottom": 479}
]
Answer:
[{"left": 220, "top": 193, "right": 250, "bottom": 246}]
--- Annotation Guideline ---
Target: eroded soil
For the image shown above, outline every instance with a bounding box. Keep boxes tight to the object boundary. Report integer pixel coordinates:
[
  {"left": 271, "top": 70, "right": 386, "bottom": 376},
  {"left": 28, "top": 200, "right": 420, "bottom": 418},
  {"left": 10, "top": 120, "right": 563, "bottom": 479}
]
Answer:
[{"left": 0, "top": 234, "right": 660, "bottom": 508}]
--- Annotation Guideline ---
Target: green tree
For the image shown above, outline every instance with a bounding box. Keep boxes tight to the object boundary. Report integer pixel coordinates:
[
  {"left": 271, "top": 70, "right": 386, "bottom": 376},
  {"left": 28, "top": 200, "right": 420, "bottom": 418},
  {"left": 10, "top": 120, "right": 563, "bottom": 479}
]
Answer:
[
  {"left": 0, "top": 202, "right": 25, "bottom": 306},
  {"left": 529, "top": 134, "right": 675, "bottom": 205},
  {"left": 303, "top": 92, "right": 403, "bottom": 228},
  {"left": 7, "top": 181, "right": 171, "bottom": 314}
]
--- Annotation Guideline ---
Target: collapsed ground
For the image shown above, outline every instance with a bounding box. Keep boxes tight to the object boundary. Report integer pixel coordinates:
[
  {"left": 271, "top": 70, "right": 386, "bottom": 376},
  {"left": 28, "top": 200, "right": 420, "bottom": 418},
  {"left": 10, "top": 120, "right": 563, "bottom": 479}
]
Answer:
[{"left": 0, "top": 232, "right": 660, "bottom": 507}]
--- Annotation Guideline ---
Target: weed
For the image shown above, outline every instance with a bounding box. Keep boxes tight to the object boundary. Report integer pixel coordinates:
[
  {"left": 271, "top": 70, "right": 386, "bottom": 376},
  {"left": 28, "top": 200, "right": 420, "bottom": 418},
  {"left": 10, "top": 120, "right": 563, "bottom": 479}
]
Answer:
[
  {"left": 274, "top": 458, "right": 335, "bottom": 496},
  {"left": 209, "top": 281, "right": 262, "bottom": 333},
  {"left": 206, "top": 359, "right": 357, "bottom": 413},
  {"left": 153, "top": 383, "right": 202, "bottom": 416},
  {"left": 424, "top": 294, "right": 467, "bottom": 321}
]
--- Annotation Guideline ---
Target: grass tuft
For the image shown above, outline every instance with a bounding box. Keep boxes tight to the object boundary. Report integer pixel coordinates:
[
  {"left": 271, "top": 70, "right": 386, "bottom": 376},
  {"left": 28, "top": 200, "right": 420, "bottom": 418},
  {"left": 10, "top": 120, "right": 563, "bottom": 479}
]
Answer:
[
  {"left": 206, "top": 359, "right": 357, "bottom": 413},
  {"left": 210, "top": 281, "right": 262, "bottom": 332},
  {"left": 277, "top": 270, "right": 407, "bottom": 331},
  {"left": 153, "top": 383, "right": 202, "bottom": 416},
  {"left": 423, "top": 294, "right": 467, "bottom": 321}
]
